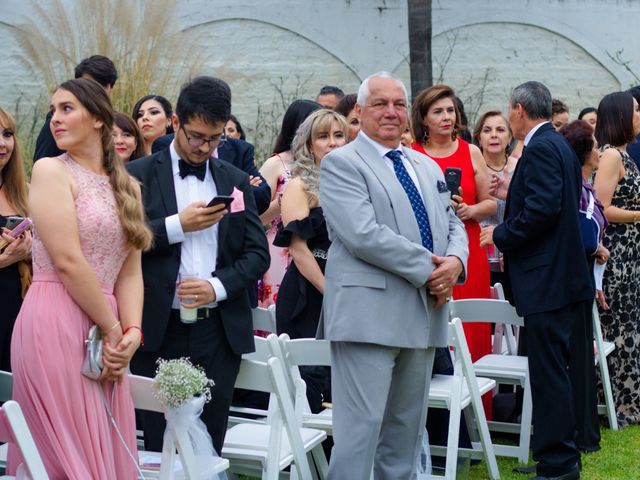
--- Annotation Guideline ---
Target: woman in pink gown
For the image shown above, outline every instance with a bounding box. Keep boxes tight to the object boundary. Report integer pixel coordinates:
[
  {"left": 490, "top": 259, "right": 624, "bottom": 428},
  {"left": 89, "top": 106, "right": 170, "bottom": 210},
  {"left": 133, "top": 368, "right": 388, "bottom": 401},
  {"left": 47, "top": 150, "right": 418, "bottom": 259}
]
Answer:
[{"left": 8, "top": 78, "right": 153, "bottom": 479}]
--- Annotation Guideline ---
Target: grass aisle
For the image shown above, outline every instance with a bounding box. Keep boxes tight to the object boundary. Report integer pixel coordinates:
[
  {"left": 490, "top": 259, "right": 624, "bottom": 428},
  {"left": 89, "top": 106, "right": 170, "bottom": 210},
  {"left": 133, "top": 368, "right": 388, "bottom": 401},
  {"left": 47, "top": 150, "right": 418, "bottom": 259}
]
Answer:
[{"left": 469, "top": 426, "right": 640, "bottom": 479}]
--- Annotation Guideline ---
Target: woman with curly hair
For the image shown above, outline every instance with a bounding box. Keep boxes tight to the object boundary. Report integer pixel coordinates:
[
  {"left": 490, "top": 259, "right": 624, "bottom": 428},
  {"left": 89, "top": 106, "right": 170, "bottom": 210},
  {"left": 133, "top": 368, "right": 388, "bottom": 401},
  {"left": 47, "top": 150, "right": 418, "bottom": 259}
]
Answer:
[
  {"left": 275, "top": 109, "right": 347, "bottom": 339},
  {"left": 273, "top": 108, "right": 347, "bottom": 412}
]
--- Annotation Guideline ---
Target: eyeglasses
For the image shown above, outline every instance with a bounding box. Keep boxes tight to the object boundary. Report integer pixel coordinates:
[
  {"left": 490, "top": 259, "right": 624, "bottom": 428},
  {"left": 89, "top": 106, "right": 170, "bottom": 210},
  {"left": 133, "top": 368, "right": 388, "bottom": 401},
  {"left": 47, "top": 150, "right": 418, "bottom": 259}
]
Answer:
[{"left": 180, "top": 125, "right": 226, "bottom": 149}]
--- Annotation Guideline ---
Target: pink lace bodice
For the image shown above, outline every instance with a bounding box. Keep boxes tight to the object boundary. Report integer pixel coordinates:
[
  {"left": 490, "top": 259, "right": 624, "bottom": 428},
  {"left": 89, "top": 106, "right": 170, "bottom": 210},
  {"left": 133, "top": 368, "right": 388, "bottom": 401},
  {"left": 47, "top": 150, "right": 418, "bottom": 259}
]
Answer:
[{"left": 32, "top": 154, "right": 129, "bottom": 287}]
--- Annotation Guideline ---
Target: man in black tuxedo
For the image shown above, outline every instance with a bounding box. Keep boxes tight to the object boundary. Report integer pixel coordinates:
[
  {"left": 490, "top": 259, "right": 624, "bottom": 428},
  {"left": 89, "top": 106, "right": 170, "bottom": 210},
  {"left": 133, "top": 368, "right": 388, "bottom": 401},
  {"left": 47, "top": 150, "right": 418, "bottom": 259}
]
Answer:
[
  {"left": 127, "top": 76, "right": 269, "bottom": 454},
  {"left": 152, "top": 133, "right": 271, "bottom": 214},
  {"left": 33, "top": 55, "right": 118, "bottom": 162},
  {"left": 480, "top": 81, "right": 592, "bottom": 480}
]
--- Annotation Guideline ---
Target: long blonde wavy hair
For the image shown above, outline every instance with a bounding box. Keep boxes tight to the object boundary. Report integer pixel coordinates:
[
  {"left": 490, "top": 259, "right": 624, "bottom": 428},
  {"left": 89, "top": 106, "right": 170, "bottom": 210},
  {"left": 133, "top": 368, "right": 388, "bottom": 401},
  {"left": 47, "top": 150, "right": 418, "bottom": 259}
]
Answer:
[
  {"left": 0, "top": 108, "right": 29, "bottom": 218},
  {"left": 57, "top": 79, "right": 153, "bottom": 250},
  {"left": 291, "top": 109, "right": 348, "bottom": 200}
]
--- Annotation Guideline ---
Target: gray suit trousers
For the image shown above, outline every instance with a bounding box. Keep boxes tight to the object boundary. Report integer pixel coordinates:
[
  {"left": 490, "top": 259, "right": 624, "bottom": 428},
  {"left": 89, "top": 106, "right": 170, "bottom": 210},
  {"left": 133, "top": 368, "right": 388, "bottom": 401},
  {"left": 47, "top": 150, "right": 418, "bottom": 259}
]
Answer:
[{"left": 328, "top": 342, "right": 435, "bottom": 480}]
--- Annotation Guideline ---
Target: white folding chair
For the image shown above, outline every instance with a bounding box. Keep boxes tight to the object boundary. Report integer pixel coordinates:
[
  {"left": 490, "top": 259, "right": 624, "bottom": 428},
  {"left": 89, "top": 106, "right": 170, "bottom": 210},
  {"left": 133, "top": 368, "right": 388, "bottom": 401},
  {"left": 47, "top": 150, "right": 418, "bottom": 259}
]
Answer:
[
  {"left": 0, "top": 370, "right": 14, "bottom": 470},
  {"left": 252, "top": 306, "right": 277, "bottom": 334},
  {"left": 592, "top": 302, "right": 618, "bottom": 430},
  {"left": 450, "top": 298, "right": 531, "bottom": 465},
  {"left": 425, "top": 318, "right": 499, "bottom": 480},
  {"left": 0, "top": 400, "right": 48, "bottom": 480},
  {"left": 228, "top": 334, "right": 277, "bottom": 426},
  {"left": 490, "top": 283, "right": 518, "bottom": 355},
  {"left": 128, "top": 375, "right": 230, "bottom": 479},
  {"left": 268, "top": 334, "right": 333, "bottom": 435},
  {"left": 222, "top": 357, "right": 328, "bottom": 480}
]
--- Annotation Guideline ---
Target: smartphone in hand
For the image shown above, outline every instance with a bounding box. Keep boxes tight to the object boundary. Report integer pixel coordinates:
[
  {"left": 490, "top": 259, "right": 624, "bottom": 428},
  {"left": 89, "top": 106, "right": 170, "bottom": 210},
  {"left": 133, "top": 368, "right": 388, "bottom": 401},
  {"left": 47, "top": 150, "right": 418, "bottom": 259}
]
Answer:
[
  {"left": 4, "top": 216, "right": 25, "bottom": 230},
  {"left": 444, "top": 167, "right": 462, "bottom": 196},
  {"left": 206, "top": 195, "right": 234, "bottom": 209}
]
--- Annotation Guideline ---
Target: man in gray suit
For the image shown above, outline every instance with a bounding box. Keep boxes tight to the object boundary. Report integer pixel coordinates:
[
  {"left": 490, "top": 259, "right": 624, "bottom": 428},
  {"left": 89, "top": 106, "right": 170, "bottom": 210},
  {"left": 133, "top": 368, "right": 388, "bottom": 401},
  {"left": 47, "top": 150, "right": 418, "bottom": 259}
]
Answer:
[{"left": 320, "top": 72, "right": 469, "bottom": 480}]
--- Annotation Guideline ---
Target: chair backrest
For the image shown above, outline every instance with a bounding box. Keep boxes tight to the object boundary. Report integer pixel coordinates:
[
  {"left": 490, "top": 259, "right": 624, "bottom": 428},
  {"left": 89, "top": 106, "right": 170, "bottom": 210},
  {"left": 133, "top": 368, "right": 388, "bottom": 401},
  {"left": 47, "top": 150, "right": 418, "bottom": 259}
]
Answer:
[
  {"left": 233, "top": 357, "right": 315, "bottom": 479},
  {"left": 251, "top": 306, "right": 277, "bottom": 333},
  {"left": 451, "top": 298, "right": 522, "bottom": 355},
  {"left": 242, "top": 332, "right": 275, "bottom": 363},
  {"left": 268, "top": 334, "right": 331, "bottom": 418},
  {"left": 0, "top": 370, "right": 13, "bottom": 402},
  {"left": 449, "top": 298, "right": 523, "bottom": 327},
  {"left": 128, "top": 374, "right": 164, "bottom": 413},
  {"left": 279, "top": 336, "right": 331, "bottom": 367},
  {"left": 0, "top": 401, "right": 48, "bottom": 480}
]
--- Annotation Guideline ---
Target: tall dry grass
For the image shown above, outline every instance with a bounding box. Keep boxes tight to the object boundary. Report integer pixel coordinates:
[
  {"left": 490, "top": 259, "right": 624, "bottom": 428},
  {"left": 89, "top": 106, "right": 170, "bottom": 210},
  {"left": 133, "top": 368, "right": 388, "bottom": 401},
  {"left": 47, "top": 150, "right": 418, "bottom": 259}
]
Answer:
[{"left": 10, "top": 0, "right": 202, "bottom": 161}]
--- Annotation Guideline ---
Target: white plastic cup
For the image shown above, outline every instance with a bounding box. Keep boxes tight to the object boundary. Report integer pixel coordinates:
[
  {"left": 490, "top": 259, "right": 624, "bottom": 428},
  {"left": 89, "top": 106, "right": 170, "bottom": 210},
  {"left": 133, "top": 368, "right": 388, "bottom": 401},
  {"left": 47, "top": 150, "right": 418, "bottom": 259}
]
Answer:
[
  {"left": 178, "top": 273, "right": 198, "bottom": 324},
  {"left": 485, "top": 243, "right": 501, "bottom": 264}
]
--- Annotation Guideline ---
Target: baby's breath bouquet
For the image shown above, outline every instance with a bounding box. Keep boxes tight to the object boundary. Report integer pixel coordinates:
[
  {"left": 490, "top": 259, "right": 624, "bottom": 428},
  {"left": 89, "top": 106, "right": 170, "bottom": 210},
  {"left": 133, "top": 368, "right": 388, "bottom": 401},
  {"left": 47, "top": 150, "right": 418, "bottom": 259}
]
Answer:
[{"left": 154, "top": 357, "right": 214, "bottom": 409}]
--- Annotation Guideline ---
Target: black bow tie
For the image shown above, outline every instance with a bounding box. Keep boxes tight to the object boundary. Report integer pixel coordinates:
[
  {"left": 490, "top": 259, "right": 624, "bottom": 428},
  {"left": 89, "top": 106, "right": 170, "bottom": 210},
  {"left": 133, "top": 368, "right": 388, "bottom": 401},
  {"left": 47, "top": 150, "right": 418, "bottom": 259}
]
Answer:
[{"left": 178, "top": 159, "right": 207, "bottom": 181}]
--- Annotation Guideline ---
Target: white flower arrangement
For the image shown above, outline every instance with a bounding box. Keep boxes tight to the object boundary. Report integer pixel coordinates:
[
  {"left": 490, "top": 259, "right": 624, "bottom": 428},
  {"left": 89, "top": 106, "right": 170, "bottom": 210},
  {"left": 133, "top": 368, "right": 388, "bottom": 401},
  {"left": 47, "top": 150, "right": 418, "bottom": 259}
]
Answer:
[{"left": 154, "top": 357, "right": 215, "bottom": 409}]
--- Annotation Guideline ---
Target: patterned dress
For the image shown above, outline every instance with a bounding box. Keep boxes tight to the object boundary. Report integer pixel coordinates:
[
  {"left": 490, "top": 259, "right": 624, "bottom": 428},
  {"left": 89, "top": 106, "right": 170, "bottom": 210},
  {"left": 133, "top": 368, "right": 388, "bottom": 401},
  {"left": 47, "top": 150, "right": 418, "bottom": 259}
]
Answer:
[
  {"left": 257, "top": 155, "right": 292, "bottom": 307},
  {"left": 598, "top": 146, "right": 640, "bottom": 427}
]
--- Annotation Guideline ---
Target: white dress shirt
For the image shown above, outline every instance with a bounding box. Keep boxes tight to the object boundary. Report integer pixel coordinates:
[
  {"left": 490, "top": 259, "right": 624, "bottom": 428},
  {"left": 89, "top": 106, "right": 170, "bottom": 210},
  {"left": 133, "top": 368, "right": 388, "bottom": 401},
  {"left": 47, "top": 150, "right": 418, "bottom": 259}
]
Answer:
[
  {"left": 164, "top": 141, "right": 227, "bottom": 308},
  {"left": 524, "top": 120, "right": 550, "bottom": 146},
  {"left": 359, "top": 131, "right": 425, "bottom": 202}
]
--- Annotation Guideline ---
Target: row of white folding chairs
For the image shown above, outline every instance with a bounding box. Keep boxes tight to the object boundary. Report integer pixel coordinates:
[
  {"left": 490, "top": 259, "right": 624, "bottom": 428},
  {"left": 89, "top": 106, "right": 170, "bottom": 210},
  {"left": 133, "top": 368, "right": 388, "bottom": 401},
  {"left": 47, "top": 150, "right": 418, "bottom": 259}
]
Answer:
[
  {"left": 252, "top": 306, "right": 500, "bottom": 480},
  {"left": 488, "top": 285, "right": 618, "bottom": 432}
]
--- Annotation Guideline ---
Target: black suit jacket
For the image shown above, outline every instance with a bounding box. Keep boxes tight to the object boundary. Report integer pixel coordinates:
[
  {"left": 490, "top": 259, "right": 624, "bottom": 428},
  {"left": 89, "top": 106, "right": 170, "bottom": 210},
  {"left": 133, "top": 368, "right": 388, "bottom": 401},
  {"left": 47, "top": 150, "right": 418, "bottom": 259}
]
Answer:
[
  {"left": 152, "top": 134, "right": 271, "bottom": 214},
  {"left": 493, "top": 122, "right": 593, "bottom": 316},
  {"left": 33, "top": 112, "right": 63, "bottom": 162},
  {"left": 127, "top": 150, "right": 270, "bottom": 354}
]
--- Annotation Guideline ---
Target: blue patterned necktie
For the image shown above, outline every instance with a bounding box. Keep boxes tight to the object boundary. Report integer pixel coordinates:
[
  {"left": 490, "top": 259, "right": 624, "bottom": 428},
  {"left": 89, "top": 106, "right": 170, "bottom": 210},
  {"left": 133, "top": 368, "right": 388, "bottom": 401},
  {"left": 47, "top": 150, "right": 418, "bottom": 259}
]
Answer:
[{"left": 386, "top": 150, "right": 434, "bottom": 251}]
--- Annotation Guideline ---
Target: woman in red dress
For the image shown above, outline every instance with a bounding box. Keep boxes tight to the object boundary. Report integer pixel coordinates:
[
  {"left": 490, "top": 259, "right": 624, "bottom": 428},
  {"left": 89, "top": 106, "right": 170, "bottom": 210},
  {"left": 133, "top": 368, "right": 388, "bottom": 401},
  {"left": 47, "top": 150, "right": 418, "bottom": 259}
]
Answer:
[{"left": 411, "top": 85, "right": 497, "bottom": 362}]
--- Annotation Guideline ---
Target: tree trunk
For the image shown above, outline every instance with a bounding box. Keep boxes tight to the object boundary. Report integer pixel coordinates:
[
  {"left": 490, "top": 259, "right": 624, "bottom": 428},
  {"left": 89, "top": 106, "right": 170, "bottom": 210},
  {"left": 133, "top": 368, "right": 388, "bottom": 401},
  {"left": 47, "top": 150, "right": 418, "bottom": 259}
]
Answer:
[{"left": 407, "top": 0, "right": 432, "bottom": 101}]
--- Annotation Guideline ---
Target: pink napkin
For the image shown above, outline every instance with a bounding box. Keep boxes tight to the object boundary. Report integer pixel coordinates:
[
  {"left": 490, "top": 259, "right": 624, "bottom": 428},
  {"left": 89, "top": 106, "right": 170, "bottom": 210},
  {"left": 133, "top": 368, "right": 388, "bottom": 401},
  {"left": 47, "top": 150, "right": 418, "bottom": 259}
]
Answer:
[{"left": 230, "top": 187, "right": 245, "bottom": 213}]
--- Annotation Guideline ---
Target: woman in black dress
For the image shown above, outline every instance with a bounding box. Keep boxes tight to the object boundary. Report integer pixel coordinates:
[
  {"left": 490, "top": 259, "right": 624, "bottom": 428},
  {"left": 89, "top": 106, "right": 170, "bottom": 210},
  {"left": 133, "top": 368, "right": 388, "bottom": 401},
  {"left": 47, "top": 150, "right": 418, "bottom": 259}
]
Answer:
[
  {"left": 275, "top": 109, "right": 347, "bottom": 338},
  {"left": 275, "top": 109, "right": 347, "bottom": 411},
  {"left": 0, "top": 107, "right": 32, "bottom": 371}
]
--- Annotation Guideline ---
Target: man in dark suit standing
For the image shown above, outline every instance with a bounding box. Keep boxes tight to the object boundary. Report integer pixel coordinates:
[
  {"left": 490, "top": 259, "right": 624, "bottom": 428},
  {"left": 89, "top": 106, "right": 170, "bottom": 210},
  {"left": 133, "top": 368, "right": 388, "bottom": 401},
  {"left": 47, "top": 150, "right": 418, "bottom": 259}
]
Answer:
[
  {"left": 127, "top": 76, "right": 269, "bottom": 454},
  {"left": 480, "top": 81, "right": 592, "bottom": 480},
  {"left": 33, "top": 55, "right": 118, "bottom": 162}
]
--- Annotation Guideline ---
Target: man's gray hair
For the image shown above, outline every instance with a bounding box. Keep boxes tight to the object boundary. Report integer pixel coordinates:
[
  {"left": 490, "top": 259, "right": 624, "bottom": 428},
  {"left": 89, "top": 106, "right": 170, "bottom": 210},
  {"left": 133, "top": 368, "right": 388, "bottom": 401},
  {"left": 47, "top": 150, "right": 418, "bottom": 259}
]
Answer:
[
  {"left": 510, "top": 81, "right": 552, "bottom": 120},
  {"left": 357, "top": 71, "right": 408, "bottom": 106}
]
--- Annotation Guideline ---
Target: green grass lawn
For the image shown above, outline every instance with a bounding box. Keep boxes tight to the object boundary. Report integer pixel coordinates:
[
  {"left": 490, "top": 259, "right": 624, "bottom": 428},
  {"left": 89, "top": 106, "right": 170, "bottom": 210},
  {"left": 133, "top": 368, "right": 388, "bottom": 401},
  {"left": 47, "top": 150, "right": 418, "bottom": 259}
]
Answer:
[
  {"left": 238, "top": 425, "right": 640, "bottom": 479},
  {"left": 469, "top": 425, "right": 640, "bottom": 479}
]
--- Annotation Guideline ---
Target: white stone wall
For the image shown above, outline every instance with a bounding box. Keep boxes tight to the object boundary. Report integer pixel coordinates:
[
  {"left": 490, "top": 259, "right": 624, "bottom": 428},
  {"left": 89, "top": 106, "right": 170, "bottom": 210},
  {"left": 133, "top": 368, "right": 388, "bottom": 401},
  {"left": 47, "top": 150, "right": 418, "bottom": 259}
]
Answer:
[{"left": 1, "top": 0, "right": 639, "bottom": 155}]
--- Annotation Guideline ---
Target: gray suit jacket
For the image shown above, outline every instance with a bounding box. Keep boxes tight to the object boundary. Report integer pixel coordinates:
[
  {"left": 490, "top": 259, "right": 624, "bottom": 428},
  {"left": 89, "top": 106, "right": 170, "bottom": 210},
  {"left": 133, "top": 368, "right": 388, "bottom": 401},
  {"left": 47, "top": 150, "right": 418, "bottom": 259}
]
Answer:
[{"left": 319, "top": 134, "right": 468, "bottom": 349}]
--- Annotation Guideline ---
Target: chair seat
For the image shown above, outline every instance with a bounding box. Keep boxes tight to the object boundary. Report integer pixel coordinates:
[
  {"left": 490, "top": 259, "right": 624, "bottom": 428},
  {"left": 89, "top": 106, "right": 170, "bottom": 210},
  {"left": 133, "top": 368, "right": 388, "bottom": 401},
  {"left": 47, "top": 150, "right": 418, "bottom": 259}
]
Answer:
[
  {"left": 222, "top": 423, "right": 326, "bottom": 470},
  {"left": 474, "top": 354, "right": 528, "bottom": 383},
  {"left": 138, "top": 451, "right": 229, "bottom": 478},
  {"left": 428, "top": 374, "right": 496, "bottom": 410}
]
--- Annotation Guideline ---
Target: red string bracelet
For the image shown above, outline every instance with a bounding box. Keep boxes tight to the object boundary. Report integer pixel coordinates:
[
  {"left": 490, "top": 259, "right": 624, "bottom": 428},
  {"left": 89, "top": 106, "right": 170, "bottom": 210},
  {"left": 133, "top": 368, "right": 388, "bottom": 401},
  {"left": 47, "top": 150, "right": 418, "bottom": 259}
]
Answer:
[{"left": 123, "top": 325, "right": 144, "bottom": 346}]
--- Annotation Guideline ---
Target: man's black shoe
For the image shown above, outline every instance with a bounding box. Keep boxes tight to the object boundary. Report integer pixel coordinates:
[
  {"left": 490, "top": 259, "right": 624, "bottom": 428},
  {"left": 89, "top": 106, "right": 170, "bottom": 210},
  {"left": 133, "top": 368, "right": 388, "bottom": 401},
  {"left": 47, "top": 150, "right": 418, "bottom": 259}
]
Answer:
[
  {"left": 528, "top": 464, "right": 580, "bottom": 480},
  {"left": 514, "top": 465, "right": 537, "bottom": 474}
]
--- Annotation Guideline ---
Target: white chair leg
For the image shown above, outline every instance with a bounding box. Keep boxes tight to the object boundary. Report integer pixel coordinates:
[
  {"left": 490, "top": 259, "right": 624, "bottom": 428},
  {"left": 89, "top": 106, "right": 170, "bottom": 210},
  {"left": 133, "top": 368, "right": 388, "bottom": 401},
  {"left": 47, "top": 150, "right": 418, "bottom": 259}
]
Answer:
[
  {"left": 518, "top": 376, "right": 533, "bottom": 464},
  {"left": 469, "top": 390, "right": 500, "bottom": 479},
  {"left": 310, "top": 444, "right": 328, "bottom": 479},
  {"left": 444, "top": 370, "right": 463, "bottom": 480},
  {"left": 598, "top": 347, "right": 618, "bottom": 431}
]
